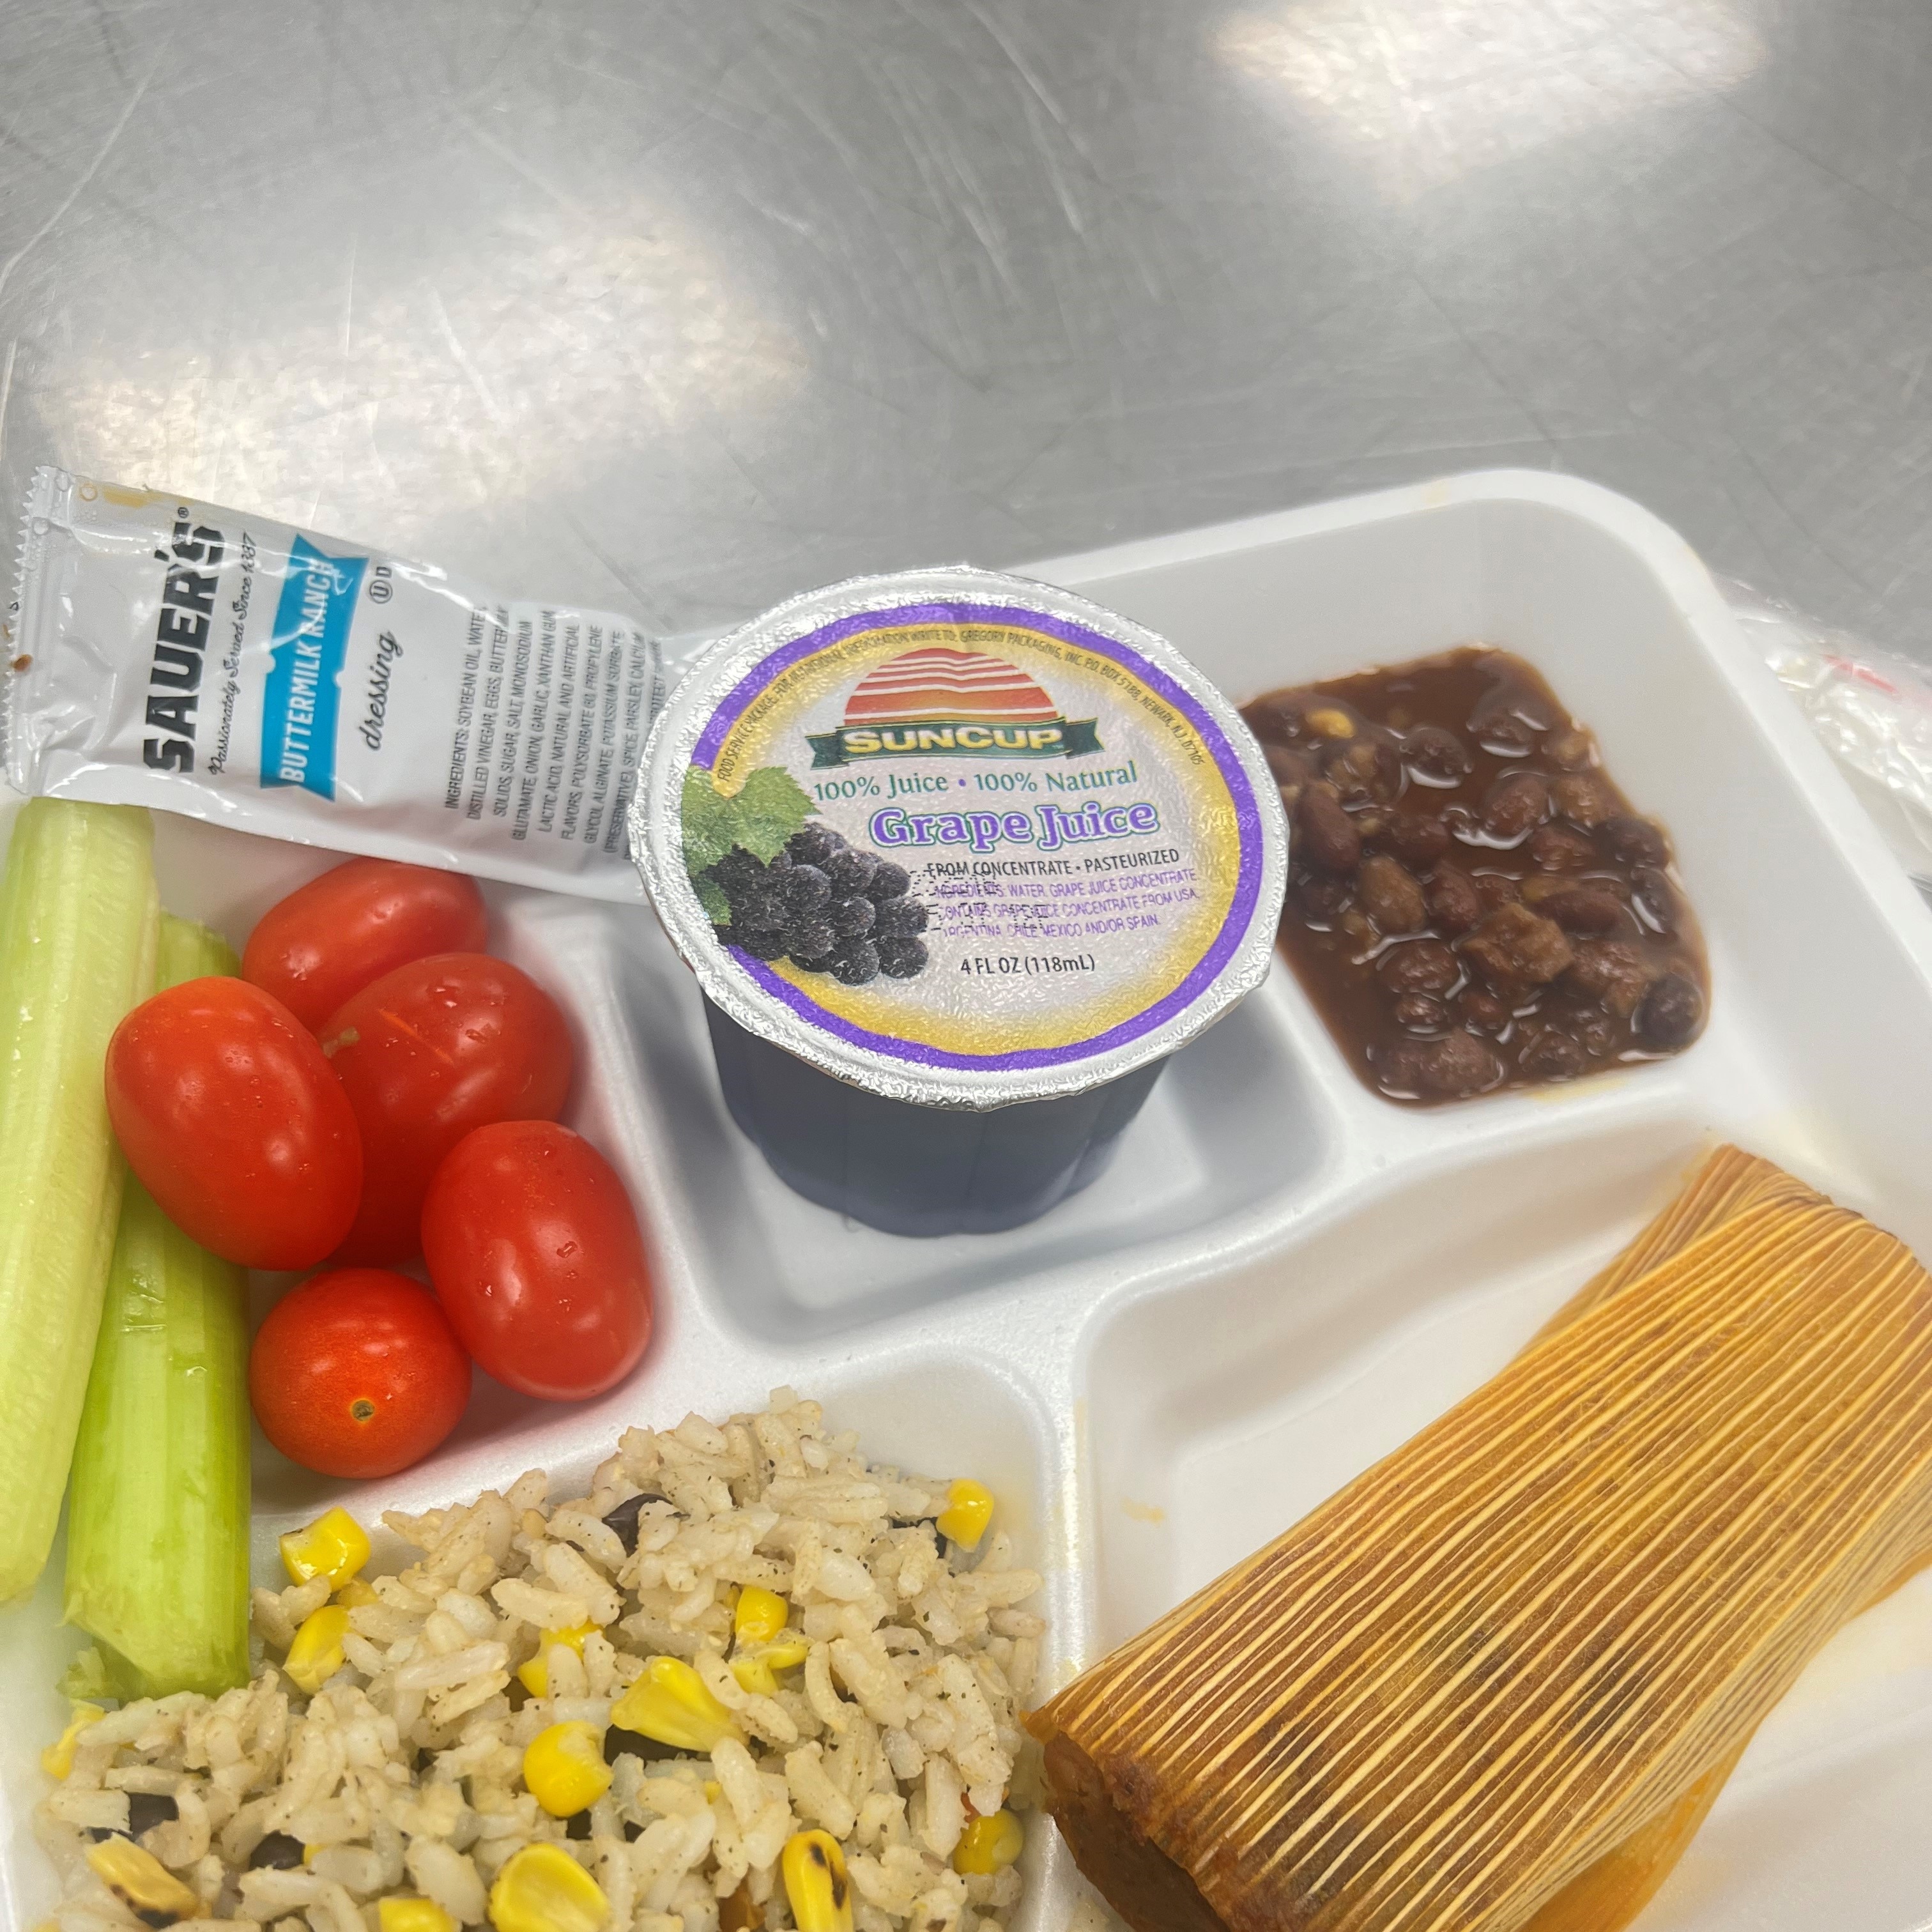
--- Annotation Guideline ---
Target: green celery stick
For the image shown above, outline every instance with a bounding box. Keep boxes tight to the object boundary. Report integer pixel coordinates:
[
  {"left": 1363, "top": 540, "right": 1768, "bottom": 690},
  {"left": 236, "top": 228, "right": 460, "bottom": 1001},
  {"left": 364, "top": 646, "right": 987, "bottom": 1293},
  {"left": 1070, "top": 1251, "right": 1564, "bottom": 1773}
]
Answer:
[
  {"left": 65, "top": 914, "right": 252, "bottom": 1698},
  {"left": 0, "top": 800, "right": 158, "bottom": 1603}
]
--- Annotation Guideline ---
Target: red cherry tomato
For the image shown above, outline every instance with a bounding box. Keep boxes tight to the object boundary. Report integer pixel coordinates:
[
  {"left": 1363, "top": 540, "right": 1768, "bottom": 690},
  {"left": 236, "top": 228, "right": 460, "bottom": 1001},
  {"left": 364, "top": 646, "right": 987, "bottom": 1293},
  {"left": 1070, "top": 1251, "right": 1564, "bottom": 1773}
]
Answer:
[
  {"left": 320, "top": 954, "right": 574, "bottom": 1266},
  {"left": 105, "top": 979, "right": 362, "bottom": 1269},
  {"left": 242, "top": 858, "right": 487, "bottom": 1032},
  {"left": 249, "top": 1268, "right": 471, "bottom": 1478},
  {"left": 422, "top": 1121, "right": 652, "bottom": 1401}
]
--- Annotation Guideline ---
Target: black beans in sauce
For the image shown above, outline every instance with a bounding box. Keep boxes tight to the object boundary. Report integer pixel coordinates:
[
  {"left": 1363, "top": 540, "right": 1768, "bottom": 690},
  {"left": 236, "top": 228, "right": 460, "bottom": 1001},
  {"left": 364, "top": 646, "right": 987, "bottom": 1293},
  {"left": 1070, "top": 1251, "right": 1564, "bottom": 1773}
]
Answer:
[
  {"left": 1240, "top": 648, "right": 1708, "bottom": 1103},
  {"left": 1637, "top": 972, "right": 1705, "bottom": 1047},
  {"left": 1384, "top": 813, "right": 1450, "bottom": 871},
  {"left": 1296, "top": 785, "right": 1362, "bottom": 874},
  {"left": 1526, "top": 824, "right": 1598, "bottom": 871},
  {"left": 1423, "top": 864, "right": 1483, "bottom": 936}
]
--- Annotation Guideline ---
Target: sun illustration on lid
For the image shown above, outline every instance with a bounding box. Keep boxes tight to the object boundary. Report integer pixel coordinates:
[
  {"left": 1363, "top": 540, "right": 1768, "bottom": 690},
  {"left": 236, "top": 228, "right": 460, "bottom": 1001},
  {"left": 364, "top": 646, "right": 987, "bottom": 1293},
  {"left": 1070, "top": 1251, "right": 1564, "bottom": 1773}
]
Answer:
[{"left": 843, "top": 647, "right": 1059, "bottom": 728}]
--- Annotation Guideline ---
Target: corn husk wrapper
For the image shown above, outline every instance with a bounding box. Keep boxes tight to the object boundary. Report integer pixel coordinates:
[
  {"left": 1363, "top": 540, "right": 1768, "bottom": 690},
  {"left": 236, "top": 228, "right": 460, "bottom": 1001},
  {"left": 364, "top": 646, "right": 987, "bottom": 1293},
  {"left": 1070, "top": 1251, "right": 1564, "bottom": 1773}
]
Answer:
[{"left": 1031, "top": 1147, "right": 1932, "bottom": 1932}]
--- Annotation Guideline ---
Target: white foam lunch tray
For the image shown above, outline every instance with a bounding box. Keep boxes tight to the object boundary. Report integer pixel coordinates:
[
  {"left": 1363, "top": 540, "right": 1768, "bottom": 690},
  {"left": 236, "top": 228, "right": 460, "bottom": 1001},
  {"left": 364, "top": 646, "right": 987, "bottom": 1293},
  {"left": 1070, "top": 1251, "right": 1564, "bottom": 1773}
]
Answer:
[{"left": 7, "top": 468, "right": 1932, "bottom": 1932}]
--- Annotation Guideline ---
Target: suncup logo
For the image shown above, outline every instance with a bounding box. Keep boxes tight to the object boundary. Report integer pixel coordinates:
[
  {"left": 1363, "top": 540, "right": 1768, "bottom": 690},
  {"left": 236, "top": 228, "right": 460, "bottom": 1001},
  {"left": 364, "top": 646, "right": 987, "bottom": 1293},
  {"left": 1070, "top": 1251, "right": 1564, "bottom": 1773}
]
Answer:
[{"left": 806, "top": 647, "right": 1100, "bottom": 767}]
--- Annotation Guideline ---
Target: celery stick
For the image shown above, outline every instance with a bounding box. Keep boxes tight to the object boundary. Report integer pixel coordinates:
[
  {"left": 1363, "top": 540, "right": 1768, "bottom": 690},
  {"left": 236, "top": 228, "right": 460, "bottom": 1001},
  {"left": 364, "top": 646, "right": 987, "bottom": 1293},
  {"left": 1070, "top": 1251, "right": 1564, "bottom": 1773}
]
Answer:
[
  {"left": 64, "top": 915, "right": 252, "bottom": 1696},
  {"left": 153, "top": 911, "right": 240, "bottom": 995},
  {"left": 0, "top": 799, "right": 158, "bottom": 1604}
]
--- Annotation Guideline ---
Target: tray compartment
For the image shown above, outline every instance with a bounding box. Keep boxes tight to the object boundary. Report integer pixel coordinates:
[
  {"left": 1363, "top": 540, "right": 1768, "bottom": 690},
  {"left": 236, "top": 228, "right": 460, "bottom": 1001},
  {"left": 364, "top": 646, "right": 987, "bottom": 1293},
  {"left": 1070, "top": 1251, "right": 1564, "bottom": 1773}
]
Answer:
[
  {"left": 545, "top": 900, "right": 1335, "bottom": 1342},
  {"left": 11, "top": 473, "right": 1932, "bottom": 1932},
  {"left": 1045, "top": 479, "right": 1932, "bottom": 1241}
]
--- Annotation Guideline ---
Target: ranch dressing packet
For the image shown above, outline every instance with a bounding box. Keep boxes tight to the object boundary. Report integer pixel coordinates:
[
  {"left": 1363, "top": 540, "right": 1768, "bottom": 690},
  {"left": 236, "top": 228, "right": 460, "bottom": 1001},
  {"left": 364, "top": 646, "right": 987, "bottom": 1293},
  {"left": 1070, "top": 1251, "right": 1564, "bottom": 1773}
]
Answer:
[{"left": 5, "top": 467, "right": 661, "bottom": 898}]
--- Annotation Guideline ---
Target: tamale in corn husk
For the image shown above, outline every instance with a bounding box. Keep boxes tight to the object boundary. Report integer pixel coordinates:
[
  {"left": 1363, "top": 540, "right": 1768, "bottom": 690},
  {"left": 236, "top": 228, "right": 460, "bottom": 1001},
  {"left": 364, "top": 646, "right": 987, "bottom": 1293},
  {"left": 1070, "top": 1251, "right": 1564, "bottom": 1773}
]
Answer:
[
  {"left": 1526, "top": 1142, "right": 1823, "bottom": 1349},
  {"left": 1031, "top": 1147, "right": 1932, "bottom": 1932}
]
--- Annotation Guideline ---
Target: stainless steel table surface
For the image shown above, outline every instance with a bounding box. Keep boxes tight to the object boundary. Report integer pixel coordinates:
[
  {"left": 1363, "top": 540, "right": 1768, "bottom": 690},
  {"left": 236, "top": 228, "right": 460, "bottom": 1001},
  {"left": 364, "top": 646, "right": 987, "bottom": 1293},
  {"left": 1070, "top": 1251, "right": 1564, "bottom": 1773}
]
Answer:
[{"left": 4, "top": 1, "right": 1930, "bottom": 652}]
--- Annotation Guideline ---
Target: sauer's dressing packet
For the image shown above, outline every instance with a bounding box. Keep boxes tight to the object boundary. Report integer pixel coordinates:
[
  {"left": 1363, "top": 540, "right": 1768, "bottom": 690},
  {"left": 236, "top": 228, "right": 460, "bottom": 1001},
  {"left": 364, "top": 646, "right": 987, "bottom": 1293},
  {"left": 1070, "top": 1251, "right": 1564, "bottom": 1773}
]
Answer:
[{"left": 5, "top": 467, "right": 661, "bottom": 897}]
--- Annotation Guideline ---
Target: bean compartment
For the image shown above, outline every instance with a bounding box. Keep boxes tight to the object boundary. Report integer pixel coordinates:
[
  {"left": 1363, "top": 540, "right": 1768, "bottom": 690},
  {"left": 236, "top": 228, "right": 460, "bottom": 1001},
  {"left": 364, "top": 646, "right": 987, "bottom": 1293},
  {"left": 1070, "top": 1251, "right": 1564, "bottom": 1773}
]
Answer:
[{"left": 1241, "top": 648, "right": 1709, "bottom": 1104}]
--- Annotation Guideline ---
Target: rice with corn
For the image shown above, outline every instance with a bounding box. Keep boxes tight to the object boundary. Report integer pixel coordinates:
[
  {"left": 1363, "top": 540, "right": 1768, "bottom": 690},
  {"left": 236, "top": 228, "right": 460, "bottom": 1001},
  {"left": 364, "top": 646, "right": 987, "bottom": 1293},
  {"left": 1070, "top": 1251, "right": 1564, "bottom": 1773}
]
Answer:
[{"left": 35, "top": 1390, "right": 1045, "bottom": 1932}]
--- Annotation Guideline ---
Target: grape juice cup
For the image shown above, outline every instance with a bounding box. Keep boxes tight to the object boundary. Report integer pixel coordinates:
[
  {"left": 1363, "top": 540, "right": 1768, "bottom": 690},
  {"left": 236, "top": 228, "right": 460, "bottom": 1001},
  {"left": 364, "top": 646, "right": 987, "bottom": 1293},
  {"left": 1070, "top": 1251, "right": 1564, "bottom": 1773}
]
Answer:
[{"left": 630, "top": 567, "right": 1288, "bottom": 1236}]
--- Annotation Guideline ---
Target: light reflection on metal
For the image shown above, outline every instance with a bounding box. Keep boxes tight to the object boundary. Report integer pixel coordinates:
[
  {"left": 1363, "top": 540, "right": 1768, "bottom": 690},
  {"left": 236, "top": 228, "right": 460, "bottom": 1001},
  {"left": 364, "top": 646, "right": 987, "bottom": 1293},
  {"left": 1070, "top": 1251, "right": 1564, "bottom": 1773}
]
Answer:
[
  {"left": 2, "top": 1, "right": 1925, "bottom": 655},
  {"left": 51, "top": 213, "right": 802, "bottom": 525},
  {"left": 1216, "top": 1, "right": 1766, "bottom": 199}
]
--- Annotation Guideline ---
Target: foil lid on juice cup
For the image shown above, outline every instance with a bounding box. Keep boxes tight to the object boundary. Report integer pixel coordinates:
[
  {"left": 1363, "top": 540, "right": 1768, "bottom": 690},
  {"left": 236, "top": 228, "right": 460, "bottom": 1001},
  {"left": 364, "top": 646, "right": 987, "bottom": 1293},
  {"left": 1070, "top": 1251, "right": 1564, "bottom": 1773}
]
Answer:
[{"left": 631, "top": 567, "right": 1289, "bottom": 1108}]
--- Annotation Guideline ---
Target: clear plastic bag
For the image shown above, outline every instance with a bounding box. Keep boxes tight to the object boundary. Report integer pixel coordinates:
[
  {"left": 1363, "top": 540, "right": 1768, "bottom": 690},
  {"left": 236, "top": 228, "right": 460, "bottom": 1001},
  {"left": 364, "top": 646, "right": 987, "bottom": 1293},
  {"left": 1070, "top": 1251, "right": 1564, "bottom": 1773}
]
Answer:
[{"left": 1723, "top": 578, "right": 1932, "bottom": 892}]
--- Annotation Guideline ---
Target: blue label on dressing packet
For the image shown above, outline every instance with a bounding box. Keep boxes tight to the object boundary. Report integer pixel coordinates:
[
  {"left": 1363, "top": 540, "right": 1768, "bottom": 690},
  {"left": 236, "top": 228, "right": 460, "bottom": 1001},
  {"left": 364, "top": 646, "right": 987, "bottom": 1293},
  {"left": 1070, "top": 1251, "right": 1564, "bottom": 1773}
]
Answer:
[{"left": 261, "top": 535, "right": 368, "bottom": 799}]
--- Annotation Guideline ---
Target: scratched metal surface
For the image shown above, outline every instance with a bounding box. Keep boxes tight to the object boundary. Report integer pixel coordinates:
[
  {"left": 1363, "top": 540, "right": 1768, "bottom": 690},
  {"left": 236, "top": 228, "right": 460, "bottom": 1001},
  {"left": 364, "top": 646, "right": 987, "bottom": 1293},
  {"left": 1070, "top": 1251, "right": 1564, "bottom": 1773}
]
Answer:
[{"left": 3, "top": 0, "right": 1932, "bottom": 654}]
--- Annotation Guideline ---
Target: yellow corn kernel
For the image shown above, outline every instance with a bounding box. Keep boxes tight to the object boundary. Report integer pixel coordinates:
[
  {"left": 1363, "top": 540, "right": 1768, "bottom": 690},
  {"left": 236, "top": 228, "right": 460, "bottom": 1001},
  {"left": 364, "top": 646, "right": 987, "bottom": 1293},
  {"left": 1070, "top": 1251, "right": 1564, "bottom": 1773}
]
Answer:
[
  {"left": 282, "top": 1604, "right": 351, "bottom": 1695},
  {"left": 703, "top": 1781, "right": 722, "bottom": 1802},
  {"left": 733, "top": 1585, "right": 789, "bottom": 1646},
  {"left": 952, "top": 1808, "right": 1024, "bottom": 1875},
  {"left": 40, "top": 1701, "right": 103, "bottom": 1779},
  {"left": 522, "top": 1721, "right": 612, "bottom": 1818},
  {"left": 84, "top": 1839, "right": 203, "bottom": 1926},
  {"left": 609, "top": 1655, "right": 740, "bottom": 1752},
  {"left": 781, "top": 1829, "right": 854, "bottom": 1932},
  {"left": 380, "top": 1900, "right": 457, "bottom": 1932},
  {"left": 730, "top": 1655, "right": 781, "bottom": 1698},
  {"left": 515, "top": 1623, "right": 599, "bottom": 1698},
  {"left": 279, "top": 1506, "right": 371, "bottom": 1590},
  {"left": 488, "top": 1843, "right": 610, "bottom": 1932},
  {"left": 1306, "top": 705, "right": 1355, "bottom": 739},
  {"left": 336, "top": 1577, "right": 380, "bottom": 1609},
  {"left": 724, "top": 1629, "right": 806, "bottom": 1696},
  {"left": 935, "top": 1480, "right": 995, "bottom": 1551}
]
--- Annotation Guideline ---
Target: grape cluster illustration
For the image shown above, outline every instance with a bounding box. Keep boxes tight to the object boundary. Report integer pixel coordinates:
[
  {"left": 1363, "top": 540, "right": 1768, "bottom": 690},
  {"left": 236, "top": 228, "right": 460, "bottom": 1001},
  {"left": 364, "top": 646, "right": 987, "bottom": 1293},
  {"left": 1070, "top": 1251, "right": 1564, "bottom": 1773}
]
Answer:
[
  {"left": 682, "top": 765, "right": 932, "bottom": 984},
  {"left": 708, "top": 825, "right": 930, "bottom": 983}
]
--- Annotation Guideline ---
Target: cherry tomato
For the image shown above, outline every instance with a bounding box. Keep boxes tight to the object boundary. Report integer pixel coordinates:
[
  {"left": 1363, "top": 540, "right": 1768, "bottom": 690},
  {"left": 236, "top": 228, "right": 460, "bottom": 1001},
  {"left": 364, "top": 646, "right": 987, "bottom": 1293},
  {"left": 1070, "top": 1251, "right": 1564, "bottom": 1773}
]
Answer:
[
  {"left": 320, "top": 954, "right": 574, "bottom": 1265},
  {"left": 242, "top": 858, "right": 488, "bottom": 1032},
  {"left": 105, "top": 979, "right": 362, "bottom": 1269},
  {"left": 249, "top": 1268, "right": 471, "bottom": 1478},
  {"left": 422, "top": 1121, "right": 652, "bottom": 1401}
]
